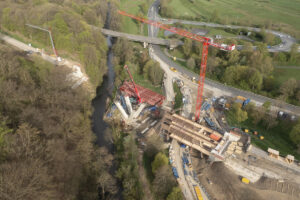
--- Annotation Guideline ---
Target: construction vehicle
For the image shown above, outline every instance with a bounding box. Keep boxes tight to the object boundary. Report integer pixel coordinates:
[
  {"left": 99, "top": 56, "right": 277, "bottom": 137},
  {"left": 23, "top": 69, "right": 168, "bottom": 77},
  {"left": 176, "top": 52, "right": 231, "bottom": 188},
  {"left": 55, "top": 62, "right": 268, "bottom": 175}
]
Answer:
[
  {"left": 241, "top": 177, "right": 250, "bottom": 184},
  {"left": 193, "top": 185, "right": 204, "bottom": 200},
  {"left": 118, "top": 11, "right": 235, "bottom": 122},
  {"left": 170, "top": 67, "right": 177, "bottom": 72},
  {"left": 204, "top": 117, "right": 215, "bottom": 128},
  {"left": 124, "top": 65, "right": 142, "bottom": 103},
  {"left": 234, "top": 96, "right": 251, "bottom": 108}
]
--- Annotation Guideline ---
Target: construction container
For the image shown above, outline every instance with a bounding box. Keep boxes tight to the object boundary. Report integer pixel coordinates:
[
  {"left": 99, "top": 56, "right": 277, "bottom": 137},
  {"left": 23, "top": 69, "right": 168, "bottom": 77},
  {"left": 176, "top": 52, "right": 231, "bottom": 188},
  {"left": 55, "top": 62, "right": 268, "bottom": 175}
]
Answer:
[
  {"left": 244, "top": 129, "right": 249, "bottom": 133},
  {"left": 209, "top": 133, "right": 221, "bottom": 141},
  {"left": 242, "top": 177, "right": 250, "bottom": 184},
  {"left": 259, "top": 136, "right": 264, "bottom": 140}
]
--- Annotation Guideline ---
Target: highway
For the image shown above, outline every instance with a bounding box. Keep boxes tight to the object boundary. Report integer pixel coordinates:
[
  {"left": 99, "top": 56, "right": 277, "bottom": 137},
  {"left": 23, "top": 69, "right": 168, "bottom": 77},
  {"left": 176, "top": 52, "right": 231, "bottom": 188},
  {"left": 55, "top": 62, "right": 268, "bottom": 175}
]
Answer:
[{"left": 147, "top": 0, "right": 300, "bottom": 117}]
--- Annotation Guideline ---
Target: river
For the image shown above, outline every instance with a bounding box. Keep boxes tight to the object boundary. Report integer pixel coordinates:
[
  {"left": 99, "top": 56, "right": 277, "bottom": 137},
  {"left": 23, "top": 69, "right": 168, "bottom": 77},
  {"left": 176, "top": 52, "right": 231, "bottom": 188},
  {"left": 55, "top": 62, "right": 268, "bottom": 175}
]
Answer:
[{"left": 91, "top": 2, "right": 115, "bottom": 151}]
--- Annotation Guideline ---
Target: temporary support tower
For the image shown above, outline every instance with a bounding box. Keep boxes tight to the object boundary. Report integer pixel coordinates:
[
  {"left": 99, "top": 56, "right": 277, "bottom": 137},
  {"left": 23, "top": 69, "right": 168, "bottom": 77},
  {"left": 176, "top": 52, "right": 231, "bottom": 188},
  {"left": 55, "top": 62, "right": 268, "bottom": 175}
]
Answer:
[
  {"left": 118, "top": 11, "right": 235, "bottom": 121},
  {"left": 124, "top": 65, "right": 142, "bottom": 103}
]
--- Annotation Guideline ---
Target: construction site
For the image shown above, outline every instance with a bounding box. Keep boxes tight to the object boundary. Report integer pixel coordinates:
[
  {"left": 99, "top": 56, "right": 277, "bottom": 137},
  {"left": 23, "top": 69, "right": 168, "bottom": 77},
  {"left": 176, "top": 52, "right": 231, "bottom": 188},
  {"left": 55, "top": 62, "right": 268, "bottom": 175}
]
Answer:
[{"left": 103, "top": 10, "right": 300, "bottom": 200}]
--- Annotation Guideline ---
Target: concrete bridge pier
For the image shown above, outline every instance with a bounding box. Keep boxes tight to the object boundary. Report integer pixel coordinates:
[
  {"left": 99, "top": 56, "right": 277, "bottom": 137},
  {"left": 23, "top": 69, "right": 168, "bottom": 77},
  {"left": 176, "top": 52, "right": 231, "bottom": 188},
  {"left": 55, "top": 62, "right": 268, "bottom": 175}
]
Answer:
[{"left": 143, "top": 42, "right": 148, "bottom": 48}]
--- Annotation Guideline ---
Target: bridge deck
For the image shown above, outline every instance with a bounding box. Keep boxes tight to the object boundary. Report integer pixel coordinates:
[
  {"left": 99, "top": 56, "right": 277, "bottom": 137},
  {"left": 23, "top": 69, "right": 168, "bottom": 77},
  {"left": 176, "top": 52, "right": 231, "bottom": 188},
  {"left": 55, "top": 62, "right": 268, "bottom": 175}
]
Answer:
[{"left": 161, "top": 113, "right": 223, "bottom": 155}]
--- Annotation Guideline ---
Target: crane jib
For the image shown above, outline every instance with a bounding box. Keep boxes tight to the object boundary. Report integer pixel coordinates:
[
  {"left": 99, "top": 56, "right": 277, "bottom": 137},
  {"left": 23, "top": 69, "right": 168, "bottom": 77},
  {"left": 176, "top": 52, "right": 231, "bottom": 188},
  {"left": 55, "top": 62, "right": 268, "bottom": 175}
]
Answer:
[{"left": 118, "top": 10, "right": 235, "bottom": 121}]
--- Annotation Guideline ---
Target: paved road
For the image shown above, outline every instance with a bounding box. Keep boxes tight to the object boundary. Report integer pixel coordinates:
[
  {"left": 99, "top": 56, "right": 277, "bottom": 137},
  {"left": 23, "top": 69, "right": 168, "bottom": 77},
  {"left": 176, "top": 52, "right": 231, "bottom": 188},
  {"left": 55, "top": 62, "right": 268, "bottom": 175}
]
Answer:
[
  {"left": 160, "top": 18, "right": 299, "bottom": 53},
  {"left": 147, "top": 1, "right": 300, "bottom": 117}
]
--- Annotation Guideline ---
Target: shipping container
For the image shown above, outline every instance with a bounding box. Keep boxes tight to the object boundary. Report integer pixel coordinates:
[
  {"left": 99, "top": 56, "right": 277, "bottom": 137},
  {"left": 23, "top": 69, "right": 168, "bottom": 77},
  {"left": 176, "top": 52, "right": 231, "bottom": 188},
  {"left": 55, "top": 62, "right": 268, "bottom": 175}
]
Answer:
[{"left": 209, "top": 133, "right": 221, "bottom": 141}]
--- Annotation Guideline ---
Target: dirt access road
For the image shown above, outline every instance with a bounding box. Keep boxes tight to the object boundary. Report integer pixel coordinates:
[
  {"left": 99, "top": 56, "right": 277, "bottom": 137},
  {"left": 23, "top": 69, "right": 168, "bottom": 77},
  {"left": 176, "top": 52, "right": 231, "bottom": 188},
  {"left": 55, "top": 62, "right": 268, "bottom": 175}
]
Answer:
[
  {"left": 191, "top": 156, "right": 299, "bottom": 200},
  {"left": 0, "top": 33, "right": 91, "bottom": 91}
]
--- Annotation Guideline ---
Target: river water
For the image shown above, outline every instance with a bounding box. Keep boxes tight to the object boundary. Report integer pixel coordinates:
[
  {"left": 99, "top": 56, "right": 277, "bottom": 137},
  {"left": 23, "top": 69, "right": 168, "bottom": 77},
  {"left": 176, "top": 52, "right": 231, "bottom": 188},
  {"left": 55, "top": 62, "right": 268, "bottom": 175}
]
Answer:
[{"left": 91, "top": 3, "right": 115, "bottom": 150}]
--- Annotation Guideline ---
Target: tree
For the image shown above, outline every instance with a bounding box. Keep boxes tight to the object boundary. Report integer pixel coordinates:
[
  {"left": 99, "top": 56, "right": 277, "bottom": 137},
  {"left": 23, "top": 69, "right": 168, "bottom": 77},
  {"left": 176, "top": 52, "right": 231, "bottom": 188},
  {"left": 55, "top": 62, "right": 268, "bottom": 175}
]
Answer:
[
  {"left": 245, "top": 103, "right": 263, "bottom": 125},
  {"left": 152, "top": 165, "right": 176, "bottom": 200},
  {"left": 145, "top": 134, "right": 164, "bottom": 158},
  {"left": 229, "top": 103, "right": 248, "bottom": 124},
  {"left": 264, "top": 33, "right": 275, "bottom": 45},
  {"left": 247, "top": 68, "right": 263, "bottom": 90},
  {"left": 227, "top": 50, "right": 240, "bottom": 65},
  {"left": 263, "top": 76, "right": 276, "bottom": 92},
  {"left": 289, "top": 44, "right": 299, "bottom": 64},
  {"left": 166, "top": 187, "right": 183, "bottom": 200},
  {"left": 262, "top": 114, "right": 278, "bottom": 130},
  {"left": 289, "top": 119, "right": 300, "bottom": 145},
  {"left": 262, "top": 101, "right": 272, "bottom": 111},
  {"left": 249, "top": 51, "right": 273, "bottom": 75},
  {"left": 144, "top": 60, "right": 164, "bottom": 86},
  {"left": 280, "top": 78, "right": 297, "bottom": 98},
  {"left": 241, "top": 42, "right": 253, "bottom": 55},
  {"left": 151, "top": 152, "right": 169, "bottom": 173},
  {"left": 187, "top": 57, "right": 196, "bottom": 70},
  {"left": 297, "top": 90, "right": 300, "bottom": 102},
  {"left": 194, "top": 42, "right": 202, "bottom": 55},
  {"left": 182, "top": 38, "right": 192, "bottom": 57}
]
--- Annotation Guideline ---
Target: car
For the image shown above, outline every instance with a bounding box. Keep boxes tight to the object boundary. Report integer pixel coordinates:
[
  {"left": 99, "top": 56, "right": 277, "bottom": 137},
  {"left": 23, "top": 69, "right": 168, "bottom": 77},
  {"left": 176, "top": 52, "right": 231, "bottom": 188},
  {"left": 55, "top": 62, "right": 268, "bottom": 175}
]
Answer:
[
  {"left": 25, "top": 50, "right": 33, "bottom": 55},
  {"left": 170, "top": 67, "right": 177, "bottom": 72},
  {"left": 192, "top": 77, "right": 197, "bottom": 83}
]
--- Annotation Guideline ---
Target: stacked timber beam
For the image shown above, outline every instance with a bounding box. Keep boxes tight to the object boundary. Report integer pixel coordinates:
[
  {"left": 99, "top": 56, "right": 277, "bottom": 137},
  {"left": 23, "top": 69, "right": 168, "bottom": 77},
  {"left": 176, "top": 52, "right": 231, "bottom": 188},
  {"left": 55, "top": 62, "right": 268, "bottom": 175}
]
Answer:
[{"left": 161, "top": 112, "right": 223, "bottom": 156}]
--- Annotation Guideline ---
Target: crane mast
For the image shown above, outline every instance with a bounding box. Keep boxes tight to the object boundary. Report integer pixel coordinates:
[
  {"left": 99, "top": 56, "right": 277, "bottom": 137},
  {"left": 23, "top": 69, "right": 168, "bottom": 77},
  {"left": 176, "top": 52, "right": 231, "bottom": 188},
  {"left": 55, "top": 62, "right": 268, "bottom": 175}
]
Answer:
[
  {"left": 124, "top": 65, "right": 142, "bottom": 103},
  {"left": 118, "top": 10, "right": 235, "bottom": 121}
]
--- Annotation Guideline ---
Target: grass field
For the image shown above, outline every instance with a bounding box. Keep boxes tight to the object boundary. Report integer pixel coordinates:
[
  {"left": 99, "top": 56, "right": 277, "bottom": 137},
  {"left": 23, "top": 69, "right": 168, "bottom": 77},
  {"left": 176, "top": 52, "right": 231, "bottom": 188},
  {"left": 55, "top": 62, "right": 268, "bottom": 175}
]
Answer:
[
  {"left": 173, "top": 82, "right": 183, "bottom": 111},
  {"left": 127, "top": 64, "right": 163, "bottom": 95},
  {"left": 273, "top": 67, "right": 300, "bottom": 84},
  {"left": 119, "top": 0, "right": 149, "bottom": 35},
  {"left": 164, "top": 0, "right": 300, "bottom": 38}
]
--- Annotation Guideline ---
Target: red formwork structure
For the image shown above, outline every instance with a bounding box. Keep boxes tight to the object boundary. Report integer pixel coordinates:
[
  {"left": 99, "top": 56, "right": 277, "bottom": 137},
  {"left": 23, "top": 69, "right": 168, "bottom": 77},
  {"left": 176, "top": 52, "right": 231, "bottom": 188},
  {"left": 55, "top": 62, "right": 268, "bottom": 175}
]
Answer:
[
  {"left": 120, "top": 81, "right": 165, "bottom": 106},
  {"left": 124, "top": 65, "right": 142, "bottom": 103},
  {"left": 118, "top": 10, "right": 235, "bottom": 121}
]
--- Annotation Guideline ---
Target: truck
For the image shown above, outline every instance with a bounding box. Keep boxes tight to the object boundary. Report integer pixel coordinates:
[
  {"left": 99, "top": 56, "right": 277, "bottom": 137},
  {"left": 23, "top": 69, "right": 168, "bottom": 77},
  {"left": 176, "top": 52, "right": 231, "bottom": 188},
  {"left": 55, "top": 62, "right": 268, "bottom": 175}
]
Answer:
[
  {"left": 194, "top": 185, "right": 204, "bottom": 200},
  {"left": 172, "top": 167, "right": 179, "bottom": 179},
  {"left": 204, "top": 117, "right": 215, "bottom": 128}
]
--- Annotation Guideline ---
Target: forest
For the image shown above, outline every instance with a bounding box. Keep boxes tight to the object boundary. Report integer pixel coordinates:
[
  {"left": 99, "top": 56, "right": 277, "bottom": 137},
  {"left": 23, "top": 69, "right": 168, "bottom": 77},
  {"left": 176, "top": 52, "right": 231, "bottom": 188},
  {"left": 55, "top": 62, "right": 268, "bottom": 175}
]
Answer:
[
  {"left": 0, "top": 0, "right": 123, "bottom": 199},
  {"left": 0, "top": 0, "right": 121, "bottom": 87},
  {"left": 0, "top": 44, "right": 118, "bottom": 199}
]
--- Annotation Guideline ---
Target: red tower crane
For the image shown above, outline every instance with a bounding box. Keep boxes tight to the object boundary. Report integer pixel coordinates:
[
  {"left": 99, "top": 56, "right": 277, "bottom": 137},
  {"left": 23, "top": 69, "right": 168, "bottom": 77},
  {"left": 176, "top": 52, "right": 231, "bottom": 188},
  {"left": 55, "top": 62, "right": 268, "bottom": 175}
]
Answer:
[
  {"left": 118, "top": 11, "right": 235, "bottom": 121},
  {"left": 124, "top": 65, "right": 142, "bottom": 103}
]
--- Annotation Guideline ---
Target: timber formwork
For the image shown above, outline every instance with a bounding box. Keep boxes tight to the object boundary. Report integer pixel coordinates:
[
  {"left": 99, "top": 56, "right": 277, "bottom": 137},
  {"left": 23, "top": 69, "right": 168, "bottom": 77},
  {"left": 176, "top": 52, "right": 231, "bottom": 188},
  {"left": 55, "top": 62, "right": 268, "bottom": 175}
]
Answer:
[{"left": 161, "top": 112, "right": 223, "bottom": 155}]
